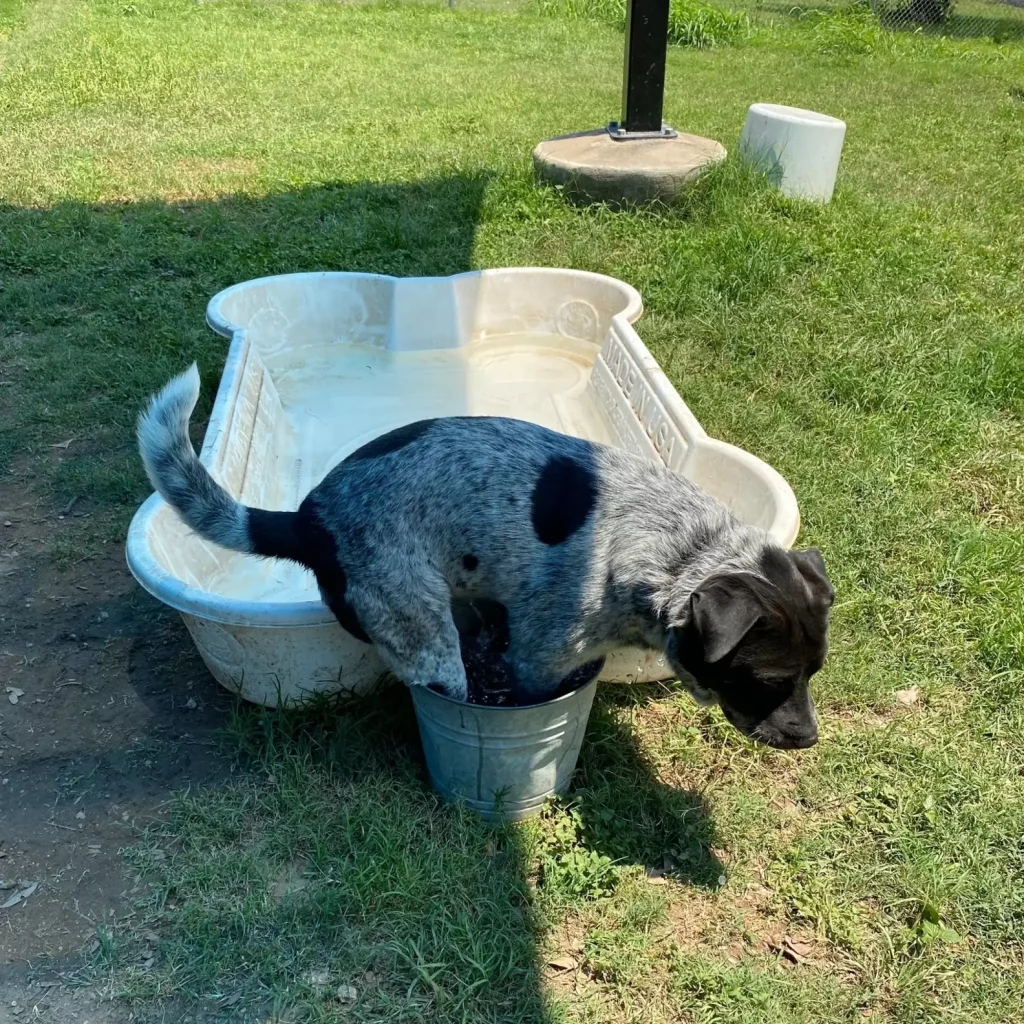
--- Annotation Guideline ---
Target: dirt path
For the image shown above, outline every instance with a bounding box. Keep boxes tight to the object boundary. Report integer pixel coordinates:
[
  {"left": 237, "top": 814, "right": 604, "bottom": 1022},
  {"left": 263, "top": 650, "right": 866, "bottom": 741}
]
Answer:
[{"left": 0, "top": 483, "right": 233, "bottom": 1021}]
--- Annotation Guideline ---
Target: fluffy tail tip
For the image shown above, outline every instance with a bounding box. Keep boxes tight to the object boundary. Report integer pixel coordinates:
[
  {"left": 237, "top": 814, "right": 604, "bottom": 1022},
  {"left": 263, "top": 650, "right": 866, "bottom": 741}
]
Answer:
[{"left": 137, "top": 362, "right": 202, "bottom": 461}]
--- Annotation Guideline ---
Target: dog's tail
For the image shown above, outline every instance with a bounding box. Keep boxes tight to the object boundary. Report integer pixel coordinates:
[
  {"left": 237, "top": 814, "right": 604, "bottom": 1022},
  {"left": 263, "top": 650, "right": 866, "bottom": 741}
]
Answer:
[{"left": 137, "top": 364, "right": 307, "bottom": 564}]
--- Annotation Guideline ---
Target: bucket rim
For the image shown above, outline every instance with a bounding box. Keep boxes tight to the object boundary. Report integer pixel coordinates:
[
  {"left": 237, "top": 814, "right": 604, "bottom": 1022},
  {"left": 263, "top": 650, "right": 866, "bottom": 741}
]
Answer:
[{"left": 412, "top": 677, "right": 599, "bottom": 714}]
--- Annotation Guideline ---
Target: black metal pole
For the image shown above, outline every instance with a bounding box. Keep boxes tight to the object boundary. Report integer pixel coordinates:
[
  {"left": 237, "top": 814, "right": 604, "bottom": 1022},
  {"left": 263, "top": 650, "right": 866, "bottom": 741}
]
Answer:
[{"left": 617, "top": 0, "right": 673, "bottom": 138}]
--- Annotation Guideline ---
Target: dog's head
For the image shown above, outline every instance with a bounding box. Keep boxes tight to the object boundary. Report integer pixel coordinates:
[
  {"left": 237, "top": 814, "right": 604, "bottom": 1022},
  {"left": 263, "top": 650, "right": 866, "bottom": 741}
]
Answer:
[{"left": 665, "top": 547, "right": 834, "bottom": 750}]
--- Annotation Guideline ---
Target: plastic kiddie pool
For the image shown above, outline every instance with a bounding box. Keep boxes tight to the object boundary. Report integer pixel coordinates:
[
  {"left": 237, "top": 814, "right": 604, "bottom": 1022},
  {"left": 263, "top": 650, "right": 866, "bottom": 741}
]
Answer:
[{"left": 126, "top": 269, "right": 800, "bottom": 707}]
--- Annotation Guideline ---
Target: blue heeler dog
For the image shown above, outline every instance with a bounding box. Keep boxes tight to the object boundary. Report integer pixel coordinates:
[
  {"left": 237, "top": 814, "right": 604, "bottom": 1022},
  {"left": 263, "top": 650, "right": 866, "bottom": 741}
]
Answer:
[{"left": 138, "top": 365, "right": 834, "bottom": 748}]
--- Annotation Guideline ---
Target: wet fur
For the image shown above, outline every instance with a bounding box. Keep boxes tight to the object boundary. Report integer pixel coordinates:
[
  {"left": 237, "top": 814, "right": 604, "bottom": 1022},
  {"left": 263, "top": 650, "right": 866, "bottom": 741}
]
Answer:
[{"left": 138, "top": 364, "right": 835, "bottom": 748}]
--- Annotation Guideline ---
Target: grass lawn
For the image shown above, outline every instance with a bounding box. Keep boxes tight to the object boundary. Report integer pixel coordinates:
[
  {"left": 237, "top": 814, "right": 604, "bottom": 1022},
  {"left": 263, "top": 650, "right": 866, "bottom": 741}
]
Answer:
[{"left": 2, "top": 1, "right": 1023, "bottom": 1021}]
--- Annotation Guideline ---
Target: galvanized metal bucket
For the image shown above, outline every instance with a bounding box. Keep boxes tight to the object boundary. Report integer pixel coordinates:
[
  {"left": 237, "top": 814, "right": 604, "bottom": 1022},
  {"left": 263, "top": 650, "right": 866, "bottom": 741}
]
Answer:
[{"left": 410, "top": 680, "right": 598, "bottom": 821}]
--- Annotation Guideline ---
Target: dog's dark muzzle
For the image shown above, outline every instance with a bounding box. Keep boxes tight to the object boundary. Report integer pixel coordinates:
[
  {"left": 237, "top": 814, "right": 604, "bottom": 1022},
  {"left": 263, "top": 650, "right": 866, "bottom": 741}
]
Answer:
[{"left": 720, "top": 699, "right": 819, "bottom": 750}]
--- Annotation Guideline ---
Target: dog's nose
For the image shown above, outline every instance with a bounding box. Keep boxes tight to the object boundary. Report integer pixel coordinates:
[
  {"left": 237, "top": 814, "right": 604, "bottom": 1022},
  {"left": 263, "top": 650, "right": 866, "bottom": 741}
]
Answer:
[
  {"left": 787, "top": 729, "right": 818, "bottom": 749},
  {"left": 764, "top": 727, "right": 817, "bottom": 749}
]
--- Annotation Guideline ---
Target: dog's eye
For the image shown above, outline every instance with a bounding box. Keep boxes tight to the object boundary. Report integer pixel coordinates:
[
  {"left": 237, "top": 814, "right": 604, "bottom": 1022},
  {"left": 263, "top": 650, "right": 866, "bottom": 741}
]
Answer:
[{"left": 761, "top": 676, "right": 795, "bottom": 692}]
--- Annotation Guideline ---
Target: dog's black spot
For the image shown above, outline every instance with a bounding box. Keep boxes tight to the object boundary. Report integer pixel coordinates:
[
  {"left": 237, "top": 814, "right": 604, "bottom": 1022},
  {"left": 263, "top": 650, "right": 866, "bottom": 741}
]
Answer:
[
  {"left": 344, "top": 419, "right": 435, "bottom": 463},
  {"left": 530, "top": 455, "right": 597, "bottom": 545},
  {"left": 294, "top": 502, "right": 371, "bottom": 644},
  {"left": 462, "top": 554, "right": 478, "bottom": 571}
]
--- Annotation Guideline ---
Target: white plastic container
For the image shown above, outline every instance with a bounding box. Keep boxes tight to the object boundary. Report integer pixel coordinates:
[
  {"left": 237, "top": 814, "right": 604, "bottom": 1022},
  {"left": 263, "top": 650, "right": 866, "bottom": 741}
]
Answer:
[
  {"left": 126, "top": 269, "right": 800, "bottom": 707},
  {"left": 739, "top": 103, "right": 847, "bottom": 203}
]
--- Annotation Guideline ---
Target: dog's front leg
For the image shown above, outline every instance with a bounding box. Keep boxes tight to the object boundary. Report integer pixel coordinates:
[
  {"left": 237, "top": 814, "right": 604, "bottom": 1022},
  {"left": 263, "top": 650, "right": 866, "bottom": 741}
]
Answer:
[
  {"left": 504, "top": 597, "right": 582, "bottom": 703},
  {"left": 506, "top": 648, "right": 566, "bottom": 705}
]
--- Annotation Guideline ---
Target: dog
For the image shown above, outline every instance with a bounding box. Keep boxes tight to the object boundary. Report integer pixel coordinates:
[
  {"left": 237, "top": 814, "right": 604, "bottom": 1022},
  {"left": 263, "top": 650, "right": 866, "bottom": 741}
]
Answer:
[{"left": 138, "top": 364, "right": 834, "bottom": 749}]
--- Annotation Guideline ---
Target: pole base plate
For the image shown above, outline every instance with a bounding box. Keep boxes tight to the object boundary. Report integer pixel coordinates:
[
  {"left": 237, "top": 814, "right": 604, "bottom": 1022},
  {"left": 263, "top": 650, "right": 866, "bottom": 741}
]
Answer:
[{"left": 607, "top": 122, "right": 678, "bottom": 141}]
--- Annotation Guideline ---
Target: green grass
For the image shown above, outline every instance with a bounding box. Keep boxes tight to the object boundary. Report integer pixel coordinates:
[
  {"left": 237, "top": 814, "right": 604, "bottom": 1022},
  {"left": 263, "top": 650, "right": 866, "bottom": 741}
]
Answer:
[
  {"left": 0, "top": 0, "right": 26, "bottom": 35},
  {"left": 3, "top": 1, "right": 1024, "bottom": 1021},
  {"left": 535, "top": 0, "right": 751, "bottom": 50}
]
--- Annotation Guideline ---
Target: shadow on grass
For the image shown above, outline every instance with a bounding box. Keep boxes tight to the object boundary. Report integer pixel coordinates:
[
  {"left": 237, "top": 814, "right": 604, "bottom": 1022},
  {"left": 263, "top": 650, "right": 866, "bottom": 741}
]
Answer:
[
  {"left": 112, "top": 674, "right": 722, "bottom": 1022},
  {"left": 574, "top": 685, "right": 723, "bottom": 888},
  {"left": 0, "top": 173, "right": 493, "bottom": 483}
]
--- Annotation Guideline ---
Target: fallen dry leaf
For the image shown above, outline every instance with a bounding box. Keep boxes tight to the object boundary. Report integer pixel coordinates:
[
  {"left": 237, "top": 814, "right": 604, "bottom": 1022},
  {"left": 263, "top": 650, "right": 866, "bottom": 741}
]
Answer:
[
  {"left": 895, "top": 686, "right": 920, "bottom": 706},
  {"left": 5, "top": 686, "right": 24, "bottom": 705},
  {"left": 336, "top": 984, "right": 358, "bottom": 1003},
  {"left": 785, "top": 938, "right": 817, "bottom": 960},
  {"left": 645, "top": 866, "right": 668, "bottom": 884},
  {"left": 770, "top": 936, "right": 817, "bottom": 965},
  {"left": 1, "top": 881, "right": 39, "bottom": 909},
  {"left": 49, "top": 437, "right": 79, "bottom": 450}
]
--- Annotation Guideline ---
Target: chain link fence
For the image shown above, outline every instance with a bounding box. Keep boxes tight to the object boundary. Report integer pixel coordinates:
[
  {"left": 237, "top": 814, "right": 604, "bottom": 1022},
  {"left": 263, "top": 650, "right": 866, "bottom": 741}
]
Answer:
[
  {"left": 527, "top": 0, "right": 1024, "bottom": 42},
  {"left": 870, "top": 0, "right": 1024, "bottom": 39},
  {"left": 704, "top": 0, "right": 1024, "bottom": 42}
]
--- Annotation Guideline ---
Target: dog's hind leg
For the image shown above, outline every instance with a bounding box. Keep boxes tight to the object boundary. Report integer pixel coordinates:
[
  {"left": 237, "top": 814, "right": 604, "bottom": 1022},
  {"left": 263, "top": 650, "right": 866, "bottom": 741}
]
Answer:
[
  {"left": 376, "top": 627, "right": 468, "bottom": 702},
  {"left": 342, "top": 569, "right": 469, "bottom": 702}
]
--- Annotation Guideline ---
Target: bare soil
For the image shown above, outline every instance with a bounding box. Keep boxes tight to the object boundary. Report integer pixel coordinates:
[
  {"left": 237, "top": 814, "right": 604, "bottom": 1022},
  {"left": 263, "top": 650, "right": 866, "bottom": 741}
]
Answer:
[{"left": 0, "top": 481, "right": 233, "bottom": 1021}]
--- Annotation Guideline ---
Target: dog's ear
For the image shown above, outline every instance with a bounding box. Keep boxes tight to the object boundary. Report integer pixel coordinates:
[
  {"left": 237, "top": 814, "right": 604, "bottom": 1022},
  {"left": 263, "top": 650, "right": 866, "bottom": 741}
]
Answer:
[
  {"left": 689, "top": 576, "right": 763, "bottom": 664},
  {"left": 790, "top": 548, "right": 835, "bottom": 607}
]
